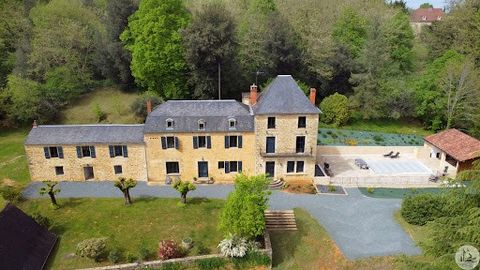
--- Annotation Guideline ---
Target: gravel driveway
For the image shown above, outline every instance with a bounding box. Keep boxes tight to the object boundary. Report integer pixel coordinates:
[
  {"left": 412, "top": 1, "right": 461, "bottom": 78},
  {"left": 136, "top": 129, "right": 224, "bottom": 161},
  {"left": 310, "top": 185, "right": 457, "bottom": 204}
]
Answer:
[{"left": 23, "top": 182, "right": 421, "bottom": 259}]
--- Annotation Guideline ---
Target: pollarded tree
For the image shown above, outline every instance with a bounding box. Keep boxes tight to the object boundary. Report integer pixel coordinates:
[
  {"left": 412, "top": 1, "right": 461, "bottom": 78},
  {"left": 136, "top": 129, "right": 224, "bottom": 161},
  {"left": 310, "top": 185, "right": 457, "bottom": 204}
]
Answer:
[
  {"left": 114, "top": 177, "right": 137, "bottom": 205},
  {"left": 121, "top": 0, "right": 190, "bottom": 99},
  {"left": 219, "top": 174, "right": 270, "bottom": 239},
  {"left": 173, "top": 180, "right": 196, "bottom": 204},
  {"left": 39, "top": 181, "right": 61, "bottom": 207}
]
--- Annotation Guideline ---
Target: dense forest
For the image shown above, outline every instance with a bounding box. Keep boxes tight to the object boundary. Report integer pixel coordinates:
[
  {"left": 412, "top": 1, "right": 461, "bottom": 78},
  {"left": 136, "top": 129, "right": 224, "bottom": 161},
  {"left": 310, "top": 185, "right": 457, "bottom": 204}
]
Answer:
[{"left": 0, "top": 0, "right": 479, "bottom": 137}]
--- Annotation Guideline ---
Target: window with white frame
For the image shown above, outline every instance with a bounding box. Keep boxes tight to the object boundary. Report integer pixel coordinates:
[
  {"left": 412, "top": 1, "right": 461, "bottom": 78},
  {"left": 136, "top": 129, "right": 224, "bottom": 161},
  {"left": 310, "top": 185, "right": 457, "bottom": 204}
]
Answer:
[
  {"left": 286, "top": 161, "right": 305, "bottom": 173},
  {"left": 198, "top": 119, "right": 206, "bottom": 130},
  {"left": 228, "top": 118, "right": 236, "bottom": 129}
]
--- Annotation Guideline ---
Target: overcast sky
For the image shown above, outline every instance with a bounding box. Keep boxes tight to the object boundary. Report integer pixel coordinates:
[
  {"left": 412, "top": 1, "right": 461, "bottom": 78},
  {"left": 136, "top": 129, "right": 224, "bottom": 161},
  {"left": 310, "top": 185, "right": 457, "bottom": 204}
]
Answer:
[{"left": 404, "top": 0, "right": 447, "bottom": 9}]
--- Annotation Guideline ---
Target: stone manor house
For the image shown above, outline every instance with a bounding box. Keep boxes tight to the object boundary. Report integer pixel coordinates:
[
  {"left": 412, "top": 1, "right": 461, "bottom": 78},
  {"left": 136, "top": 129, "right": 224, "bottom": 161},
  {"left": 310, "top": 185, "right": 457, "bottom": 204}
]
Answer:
[{"left": 25, "top": 75, "right": 320, "bottom": 183}]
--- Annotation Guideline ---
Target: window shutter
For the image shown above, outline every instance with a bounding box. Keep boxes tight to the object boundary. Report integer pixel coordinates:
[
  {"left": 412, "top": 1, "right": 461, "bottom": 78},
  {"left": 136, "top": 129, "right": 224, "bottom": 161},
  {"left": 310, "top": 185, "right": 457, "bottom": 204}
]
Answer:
[
  {"left": 174, "top": 137, "right": 179, "bottom": 149},
  {"left": 225, "top": 161, "right": 230, "bottom": 173},
  {"left": 122, "top": 145, "right": 128, "bottom": 157},
  {"left": 238, "top": 136, "right": 243, "bottom": 148},
  {"left": 109, "top": 145, "right": 114, "bottom": 157},
  {"left": 207, "top": 136, "right": 211, "bottom": 149},
  {"left": 76, "top": 146, "right": 82, "bottom": 158},
  {"left": 161, "top": 137, "right": 167, "bottom": 149},
  {"left": 193, "top": 136, "right": 198, "bottom": 149},
  {"left": 224, "top": 136, "right": 230, "bottom": 148},
  {"left": 90, "top": 146, "right": 96, "bottom": 158},
  {"left": 238, "top": 161, "right": 243, "bottom": 172},
  {"left": 44, "top": 147, "right": 50, "bottom": 159},
  {"left": 58, "top": 147, "right": 64, "bottom": 159}
]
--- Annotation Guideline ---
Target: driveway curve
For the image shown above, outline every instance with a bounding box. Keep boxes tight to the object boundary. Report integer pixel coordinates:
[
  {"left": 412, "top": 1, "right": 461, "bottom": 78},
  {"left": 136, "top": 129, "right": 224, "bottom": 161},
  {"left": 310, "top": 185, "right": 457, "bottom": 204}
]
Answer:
[{"left": 22, "top": 182, "right": 421, "bottom": 259}]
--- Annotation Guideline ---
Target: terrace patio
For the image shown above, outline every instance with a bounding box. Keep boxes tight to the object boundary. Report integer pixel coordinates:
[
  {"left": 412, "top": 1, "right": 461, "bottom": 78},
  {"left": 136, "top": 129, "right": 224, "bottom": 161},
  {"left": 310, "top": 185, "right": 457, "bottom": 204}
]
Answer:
[{"left": 315, "top": 146, "right": 446, "bottom": 187}]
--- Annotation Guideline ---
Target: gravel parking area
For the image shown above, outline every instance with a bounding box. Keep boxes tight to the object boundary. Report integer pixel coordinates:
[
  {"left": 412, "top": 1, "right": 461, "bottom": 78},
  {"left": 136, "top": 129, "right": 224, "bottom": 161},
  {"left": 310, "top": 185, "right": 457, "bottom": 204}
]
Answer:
[{"left": 23, "top": 181, "right": 420, "bottom": 259}]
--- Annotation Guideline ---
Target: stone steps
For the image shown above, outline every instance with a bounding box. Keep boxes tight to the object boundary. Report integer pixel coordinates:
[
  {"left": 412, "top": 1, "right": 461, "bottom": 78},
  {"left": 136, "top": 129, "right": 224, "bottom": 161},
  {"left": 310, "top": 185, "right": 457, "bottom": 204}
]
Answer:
[
  {"left": 265, "top": 210, "right": 297, "bottom": 231},
  {"left": 269, "top": 179, "right": 284, "bottom": 190}
]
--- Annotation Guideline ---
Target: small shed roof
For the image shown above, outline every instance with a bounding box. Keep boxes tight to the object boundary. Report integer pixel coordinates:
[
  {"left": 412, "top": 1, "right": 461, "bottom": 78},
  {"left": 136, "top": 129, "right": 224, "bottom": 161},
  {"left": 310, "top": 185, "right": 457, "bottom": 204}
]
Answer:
[
  {"left": 0, "top": 203, "right": 58, "bottom": 270},
  {"left": 25, "top": 124, "right": 145, "bottom": 145},
  {"left": 424, "top": 129, "right": 480, "bottom": 162}
]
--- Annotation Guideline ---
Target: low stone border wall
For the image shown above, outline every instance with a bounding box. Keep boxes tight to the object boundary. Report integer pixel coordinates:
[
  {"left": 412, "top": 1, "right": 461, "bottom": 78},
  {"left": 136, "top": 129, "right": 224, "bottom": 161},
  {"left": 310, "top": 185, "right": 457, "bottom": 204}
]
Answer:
[{"left": 79, "top": 232, "right": 272, "bottom": 270}]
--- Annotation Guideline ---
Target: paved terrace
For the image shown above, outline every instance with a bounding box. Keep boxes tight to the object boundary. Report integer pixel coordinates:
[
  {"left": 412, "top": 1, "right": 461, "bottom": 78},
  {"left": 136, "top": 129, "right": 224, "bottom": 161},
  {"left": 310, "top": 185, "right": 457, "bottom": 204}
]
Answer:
[{"left": 23, "top": 182, "right": 421, "bottom": 260}]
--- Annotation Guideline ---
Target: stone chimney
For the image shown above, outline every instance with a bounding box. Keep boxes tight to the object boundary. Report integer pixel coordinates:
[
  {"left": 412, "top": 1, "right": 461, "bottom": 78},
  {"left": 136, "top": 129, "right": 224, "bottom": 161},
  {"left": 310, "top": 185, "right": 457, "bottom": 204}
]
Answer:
[
  {"left": 309, "top": 88, "right": 316, "bottom": 105},
  {"left": 32, "top": 120, "right": 38, "bottom": 128},
  {"left": 250, "top": 84, "right": 258, "bottom": 105},
  {"left": 146, "top": 100, "right": 152, "bottom": 114}
]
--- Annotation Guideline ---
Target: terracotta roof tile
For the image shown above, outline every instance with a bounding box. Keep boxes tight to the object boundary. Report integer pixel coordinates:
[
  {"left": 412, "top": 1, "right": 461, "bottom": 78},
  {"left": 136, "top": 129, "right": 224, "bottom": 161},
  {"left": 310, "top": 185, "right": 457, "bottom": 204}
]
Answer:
[
  {"left": 410, "top": 8, "right": 444, "bottom": 22},
  {"left": 424, "top": 129, "right": 480, "bottom": 162}
]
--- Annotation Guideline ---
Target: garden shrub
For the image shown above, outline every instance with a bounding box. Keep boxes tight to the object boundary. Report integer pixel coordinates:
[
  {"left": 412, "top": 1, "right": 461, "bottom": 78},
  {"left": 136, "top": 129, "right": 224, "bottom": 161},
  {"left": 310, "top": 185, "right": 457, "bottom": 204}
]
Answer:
[
  {"left": 108, "top": 248, "right": 123, "bottom": 263},
  {"left": 319, "top": 93, "right": 350, "bottom": 127},
  {"left": 75, "top": 237, "right": 107, "bottom": 262},
  {"left": 31, "top": 212, "right": 51, "bottom": 228},
  {"left": 367, "top": 187, "right": 374, "bottom": 194},
  {"left": 158, "top": 240, "right": 182, "bottom": 260},
  {"left": 125, "top": 252, "right": 137, "bottom": 263},
  {"left": 92, "top": 102, "right": 107, "bottom": 122},
  {"left": 401, "top": 194, "right": 446, "bottom": 225},
  {"left": 218, "top": 234, "right": 251, "bottom": 258},
  {"left": 138, "top": 242, "right": 151, "bottom": 261},
  {"left": 194, "top": 242, "right": 210, "bottom": 255},
  {"left": 219, "top": 174, "right": 270, "bottom": 239},
  {"left": 373, "top": 135, "right": 384, "bottom": 142},
  {"left": 196, "top": 257, "right": 228, "bottom": 270},
  {"left": 232, "top": 251, "right": 271, "bottom": 269},
  {"left": 159, "top": 262, "right": 183, "bottom": 270},
  {"left": 344, "top": 138, "right": 358, "bottom": 146},
  {"left": 0, "top": 185, "right": 23, "bottom": 203}
]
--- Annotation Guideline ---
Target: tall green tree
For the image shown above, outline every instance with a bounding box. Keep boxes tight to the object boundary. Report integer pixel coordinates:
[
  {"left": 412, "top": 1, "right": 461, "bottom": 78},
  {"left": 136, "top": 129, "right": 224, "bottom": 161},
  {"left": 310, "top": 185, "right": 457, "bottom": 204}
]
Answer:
[
  {"left": 121, "top": 0, "right": 190, "bottom": 98},
  {"left": 94, "top": 0, "right": 136, "bottom": 88},
  {"left": 182, "top": 2, "right": 238, "bottom": 99},
  {"left": 332, "top": 7, "right": 368, "bottom": 59},
  {"left": 384, "top": 11, "right": 414, "bottom": 73}
]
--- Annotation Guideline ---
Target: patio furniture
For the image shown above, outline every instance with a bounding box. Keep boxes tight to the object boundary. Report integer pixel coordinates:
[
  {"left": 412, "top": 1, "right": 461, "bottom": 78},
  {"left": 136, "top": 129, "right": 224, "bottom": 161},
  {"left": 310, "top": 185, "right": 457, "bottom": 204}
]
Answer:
[
  {"left": 390, "top": 152, "right": 400, "bottom": 159},
  {"left": 442, "top": 166, "right": 449, "bottom": 176},
  {"left": 428, "top": 174, "right": 438, "bottom": 182},
  {"left": 354, "top": 158, "right": 369, "bottom": 170},
  {"left": 383, "top": 151, "right": 394, "bottom": 157}
]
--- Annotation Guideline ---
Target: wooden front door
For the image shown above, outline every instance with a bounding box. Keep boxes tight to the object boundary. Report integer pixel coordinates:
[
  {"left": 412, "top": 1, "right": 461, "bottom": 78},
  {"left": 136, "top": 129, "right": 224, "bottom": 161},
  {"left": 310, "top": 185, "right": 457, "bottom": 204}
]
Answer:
[
  {"left": 84, "top": 166, "right": 94, "bottom": 180},
  {"left": 198, "top": 161, "right": 208, "bottom": 178},
  {"left": 265, "top": 161, "right": 275, "bottom": 178}
]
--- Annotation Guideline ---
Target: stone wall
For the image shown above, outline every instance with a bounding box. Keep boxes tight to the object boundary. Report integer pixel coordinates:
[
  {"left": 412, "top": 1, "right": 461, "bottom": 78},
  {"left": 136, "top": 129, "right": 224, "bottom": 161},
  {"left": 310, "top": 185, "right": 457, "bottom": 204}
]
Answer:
[
  {"left": 254, "top": 114, "right": 319, "bottom": 182},
  {"left": 144, "top": 132, "right": 256, "bottom": 183},
  {"left": 25, "top": 144, "right": 147, "bottom": 181}
]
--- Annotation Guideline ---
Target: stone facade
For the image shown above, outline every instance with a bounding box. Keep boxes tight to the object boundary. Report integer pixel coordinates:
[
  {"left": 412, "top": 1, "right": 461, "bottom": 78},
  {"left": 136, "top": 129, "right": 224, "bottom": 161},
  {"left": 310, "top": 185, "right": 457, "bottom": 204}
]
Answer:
[
  {"left": 144, "top": 132, "right": 256, "bottom": 183},
  {"left": 254, "top": 115, "right": 318, "bottom": 182},
  {"left": 25, "top": 144, "right": 147, "bottom": 181}
]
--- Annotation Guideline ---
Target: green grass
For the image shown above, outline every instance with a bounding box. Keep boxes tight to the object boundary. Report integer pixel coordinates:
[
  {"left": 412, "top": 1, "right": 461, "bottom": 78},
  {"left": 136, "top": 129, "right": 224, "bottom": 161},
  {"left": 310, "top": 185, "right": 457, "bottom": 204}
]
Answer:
[
  {"left": 0, "top": 129, "right": 30, "bottom": 186},
  {"left": 60, "top": 87, "right": 141, "bottom": 124},
  {"left": 394, "top": 211, "right": 430, "bottom": 245},
  {"left": 270, "top": 208, "right": 396, "bottom": 270},
  {"left": 358, "top": 187, "right": 447, "bottom": 199},
  {"left": 18, "top": 197, "right": 225, "bottom": 270},
  {"left": 320, "top": 118, "right": 432, "bottom": 136}
]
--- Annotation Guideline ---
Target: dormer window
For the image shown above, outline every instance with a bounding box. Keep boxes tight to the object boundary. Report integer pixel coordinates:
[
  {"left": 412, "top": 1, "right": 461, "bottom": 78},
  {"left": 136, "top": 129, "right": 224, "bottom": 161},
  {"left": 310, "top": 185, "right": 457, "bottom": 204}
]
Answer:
[
  {"left": 166, "top": 119, "right": 174, "bottom": 129},
  {"left": 422, "top": 16, "right": 427, "bottom": 21},
  {"left": 228, "top": 118, "right": 236, "bottom": 129},
  {"left": 198, "top": 119, "right": 205, "bottom": 130}
]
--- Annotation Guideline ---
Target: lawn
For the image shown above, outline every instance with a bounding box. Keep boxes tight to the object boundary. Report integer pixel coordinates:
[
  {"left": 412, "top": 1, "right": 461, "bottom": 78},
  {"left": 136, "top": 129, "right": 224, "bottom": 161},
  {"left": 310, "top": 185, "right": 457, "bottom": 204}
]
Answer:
[
  {"left": 18, "top": 197, "right": 225, "bottom": 270},
  {"left": 270, "top": 209, "right": 396, "bottom": 270},
  {"left": 59, "top": 87, "right": 142, "bottom": 124},
  {"left": 0, "top": 129, "right": 30, "bottom": 186},
  {"left": 320, "top": 118, "right": 432, "bottom": 136},
  {"left": 358, "top": 187, "right": 447, "bottom": 199}
]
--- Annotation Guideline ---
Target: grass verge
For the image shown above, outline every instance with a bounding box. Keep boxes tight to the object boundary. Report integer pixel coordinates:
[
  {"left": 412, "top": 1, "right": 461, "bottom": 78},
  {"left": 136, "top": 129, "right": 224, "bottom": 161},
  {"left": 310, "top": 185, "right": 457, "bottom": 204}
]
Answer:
[
  {"left": 18, "top": 197, "right": 224, "bottom": 270},
  {"left": 270, "top": 208, "right": 396, "bottom": 270}
]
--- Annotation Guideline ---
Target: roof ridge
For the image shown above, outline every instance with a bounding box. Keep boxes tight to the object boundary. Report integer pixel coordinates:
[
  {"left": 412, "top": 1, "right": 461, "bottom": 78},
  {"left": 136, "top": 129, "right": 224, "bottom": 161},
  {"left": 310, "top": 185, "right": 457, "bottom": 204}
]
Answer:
[
  {"left": 38, "top": 124, "right": 145, "bottom": 127},
  {"left": 166, "top": 99, "right": 238, "bottom": 103}
]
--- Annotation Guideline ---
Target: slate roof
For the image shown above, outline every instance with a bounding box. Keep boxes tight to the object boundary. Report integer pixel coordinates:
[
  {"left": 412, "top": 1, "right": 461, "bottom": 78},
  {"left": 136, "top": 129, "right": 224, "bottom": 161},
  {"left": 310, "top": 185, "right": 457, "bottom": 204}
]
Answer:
[
  {"left": 144, "top": 100, "right": 254, "bottom": 133},
  {"left": 0, "top": 203, "right": 58, "bottom": 270},
  {"left": 424, "top": 129, "right": 480, "bottom": 162},
  {"left": 253, "top": 75, "right": 320, "bottom": 115},
  {"left": 25, "top": 124, "right": 145, "bottom": 145},
  {"left": 410, "top": 8, "right": 444, "bottom": 23}
]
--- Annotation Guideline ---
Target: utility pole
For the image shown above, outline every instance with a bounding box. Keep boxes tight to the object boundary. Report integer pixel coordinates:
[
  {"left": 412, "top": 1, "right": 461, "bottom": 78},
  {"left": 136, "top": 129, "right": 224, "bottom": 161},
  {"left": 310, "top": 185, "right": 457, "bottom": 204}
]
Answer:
[{"left": 218, "top": 62, "right": 221, "bottom": 100}]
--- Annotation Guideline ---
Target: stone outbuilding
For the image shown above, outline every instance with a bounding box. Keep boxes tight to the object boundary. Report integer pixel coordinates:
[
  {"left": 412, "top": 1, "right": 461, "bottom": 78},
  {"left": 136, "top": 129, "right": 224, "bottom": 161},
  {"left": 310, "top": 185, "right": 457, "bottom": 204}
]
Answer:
[{"left": 423, "top": 129, "right": 480, "bottom": 176}]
